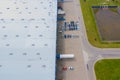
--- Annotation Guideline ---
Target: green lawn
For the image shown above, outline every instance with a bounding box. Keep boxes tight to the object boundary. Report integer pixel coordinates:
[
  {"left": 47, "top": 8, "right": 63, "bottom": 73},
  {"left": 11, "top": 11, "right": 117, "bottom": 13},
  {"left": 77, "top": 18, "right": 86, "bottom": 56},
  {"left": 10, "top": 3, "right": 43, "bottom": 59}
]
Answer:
[
  {"left": 80, "top": 0, "right": 120, "bottom": 48},
  {"left": 95, "top": 59, "right": 120, "bottom": 80}
]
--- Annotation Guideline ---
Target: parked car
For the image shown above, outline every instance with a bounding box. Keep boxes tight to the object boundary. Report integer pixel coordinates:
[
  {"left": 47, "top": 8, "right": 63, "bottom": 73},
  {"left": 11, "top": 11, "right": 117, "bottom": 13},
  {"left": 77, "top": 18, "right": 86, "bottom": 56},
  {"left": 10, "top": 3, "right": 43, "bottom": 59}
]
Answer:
[{"left": 68, "top": 66, "right": 74, "bottom": 70}]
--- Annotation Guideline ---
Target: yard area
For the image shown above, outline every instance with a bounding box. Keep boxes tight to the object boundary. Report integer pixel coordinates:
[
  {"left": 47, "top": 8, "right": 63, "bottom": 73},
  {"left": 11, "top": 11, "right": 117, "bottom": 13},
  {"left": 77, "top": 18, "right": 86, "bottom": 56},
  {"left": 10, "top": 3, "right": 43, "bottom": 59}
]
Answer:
[
  {"left": 80, "top": 0, "right": 120, "bottom": 48},
  {"left": 95, "top": 59, "right": 120, "bottom": 80}
]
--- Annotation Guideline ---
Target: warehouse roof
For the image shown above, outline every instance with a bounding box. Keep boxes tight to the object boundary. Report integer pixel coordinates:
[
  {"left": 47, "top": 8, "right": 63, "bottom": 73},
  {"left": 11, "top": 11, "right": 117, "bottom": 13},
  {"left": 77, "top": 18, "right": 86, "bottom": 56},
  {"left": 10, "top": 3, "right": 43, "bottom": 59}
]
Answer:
[{"left": 0, "top": 0, "right": 57, "bottom": 80}]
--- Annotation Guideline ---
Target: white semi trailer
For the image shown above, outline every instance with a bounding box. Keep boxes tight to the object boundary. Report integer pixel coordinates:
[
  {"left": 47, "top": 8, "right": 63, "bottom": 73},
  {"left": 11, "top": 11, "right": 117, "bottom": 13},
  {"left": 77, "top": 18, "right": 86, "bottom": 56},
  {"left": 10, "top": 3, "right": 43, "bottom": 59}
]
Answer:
[{"left": 57, "top": 54, "right": 74, "bottom": 59}]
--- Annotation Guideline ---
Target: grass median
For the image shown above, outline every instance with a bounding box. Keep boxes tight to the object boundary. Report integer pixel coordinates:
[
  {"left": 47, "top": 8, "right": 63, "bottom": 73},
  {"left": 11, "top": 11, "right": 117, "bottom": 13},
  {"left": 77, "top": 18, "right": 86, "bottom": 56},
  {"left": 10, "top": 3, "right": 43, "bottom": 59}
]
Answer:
[
  {"left": 80, "top": 0, "right": 120, "bottom": 48},
  {"left": 95, "top": 59, "right": 120, "bottom": 80}
]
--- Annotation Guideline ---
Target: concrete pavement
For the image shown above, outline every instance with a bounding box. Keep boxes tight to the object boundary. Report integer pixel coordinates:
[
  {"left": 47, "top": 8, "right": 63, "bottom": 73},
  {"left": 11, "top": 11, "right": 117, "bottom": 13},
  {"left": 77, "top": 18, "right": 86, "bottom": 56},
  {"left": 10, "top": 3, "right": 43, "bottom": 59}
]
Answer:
[{"left": 61, "top": 0, "right": 88, "bottom": 80}]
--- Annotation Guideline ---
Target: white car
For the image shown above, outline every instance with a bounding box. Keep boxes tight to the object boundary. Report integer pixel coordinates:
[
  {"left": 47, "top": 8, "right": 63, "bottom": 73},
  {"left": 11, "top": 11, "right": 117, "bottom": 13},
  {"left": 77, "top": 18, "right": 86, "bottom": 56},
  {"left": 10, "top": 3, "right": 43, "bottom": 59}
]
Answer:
[{"left": 68, "top": 66, "right": 74, "bottom": 70}]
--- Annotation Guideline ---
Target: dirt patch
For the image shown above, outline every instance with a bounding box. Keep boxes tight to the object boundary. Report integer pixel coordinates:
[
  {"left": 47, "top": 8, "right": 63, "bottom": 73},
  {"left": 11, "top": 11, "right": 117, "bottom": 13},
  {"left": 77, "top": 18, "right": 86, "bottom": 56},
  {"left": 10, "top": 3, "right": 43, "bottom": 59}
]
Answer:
[{"left": 93, "top": 8, "right": 120, "bottom": 42}]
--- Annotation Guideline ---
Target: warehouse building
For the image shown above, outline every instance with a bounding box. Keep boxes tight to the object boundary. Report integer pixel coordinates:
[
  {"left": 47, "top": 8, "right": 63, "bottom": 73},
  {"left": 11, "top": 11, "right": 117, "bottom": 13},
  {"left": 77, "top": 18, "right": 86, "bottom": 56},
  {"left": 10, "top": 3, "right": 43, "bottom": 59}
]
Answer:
[{"left": 0, "top": 0, "right": 57, "bottom": 80}]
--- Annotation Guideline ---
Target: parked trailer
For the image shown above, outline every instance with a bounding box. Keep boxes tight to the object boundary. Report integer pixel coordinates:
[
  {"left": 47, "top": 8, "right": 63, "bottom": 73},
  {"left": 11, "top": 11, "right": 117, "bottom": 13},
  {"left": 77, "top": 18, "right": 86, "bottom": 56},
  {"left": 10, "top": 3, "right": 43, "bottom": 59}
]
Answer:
[
  {"left": 57, "top": 17, "right": 65, "bottom": 21},
  {"left": 57, "top": 54, "right": 74, "bottom": 59},
  {"left": 58, "top": 9, "right": 65, "bottom": 15}
]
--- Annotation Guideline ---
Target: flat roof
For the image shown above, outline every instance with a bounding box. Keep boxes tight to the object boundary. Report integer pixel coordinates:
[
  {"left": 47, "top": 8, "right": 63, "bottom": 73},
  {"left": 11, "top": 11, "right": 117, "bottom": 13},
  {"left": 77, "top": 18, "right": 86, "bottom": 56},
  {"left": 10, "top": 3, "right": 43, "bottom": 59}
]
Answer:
[{"left": 0, "top": 0, "right": 57, "bottom": 80}]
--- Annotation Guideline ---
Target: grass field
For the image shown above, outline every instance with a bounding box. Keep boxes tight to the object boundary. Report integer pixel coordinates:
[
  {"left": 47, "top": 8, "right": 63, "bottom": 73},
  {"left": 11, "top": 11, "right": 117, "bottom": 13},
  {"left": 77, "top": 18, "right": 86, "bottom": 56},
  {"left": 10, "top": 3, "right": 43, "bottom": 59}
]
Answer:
[
  {"left": 95, "top": 59, "right": 120, "bottom": 80},
  {"left": 80, "top": 0, "right": 120, "bottom": 48}
]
